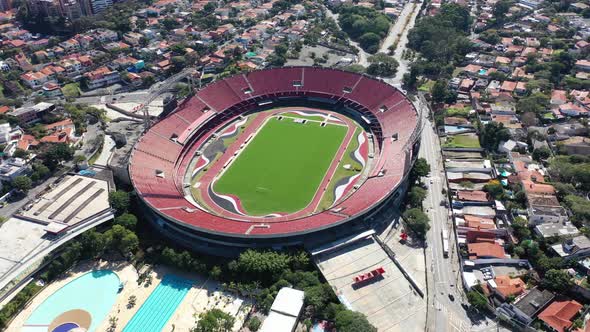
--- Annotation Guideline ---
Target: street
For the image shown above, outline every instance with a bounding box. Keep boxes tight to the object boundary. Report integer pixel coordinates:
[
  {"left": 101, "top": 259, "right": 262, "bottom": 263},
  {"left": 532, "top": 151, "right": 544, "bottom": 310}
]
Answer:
[{"left": 416, "top": 94, "right": 471, "bottom": 332}]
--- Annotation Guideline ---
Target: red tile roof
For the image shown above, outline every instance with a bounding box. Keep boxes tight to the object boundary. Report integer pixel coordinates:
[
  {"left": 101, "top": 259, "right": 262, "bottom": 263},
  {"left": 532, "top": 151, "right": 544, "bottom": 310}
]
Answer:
[
  {"left": 457, "top": 190, "right": 488, "bottom": 202},
  {"left": 539, "top": 300, "right": 582, "bottom": 332},
  {"left": 468, "top": 242, "right": 506, "bottom": 259},
  {"left": 492, "top": 275, "right": 526, "bottom": 299}
]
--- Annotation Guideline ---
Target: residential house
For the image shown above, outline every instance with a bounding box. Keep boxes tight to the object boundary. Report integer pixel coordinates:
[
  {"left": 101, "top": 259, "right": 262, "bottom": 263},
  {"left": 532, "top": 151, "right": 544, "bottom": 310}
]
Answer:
[
  {"left": 83, "top": 66, "right": 120, "bottom": 89},
  {"left": 9, "top": 102, "right": 55, "bottom": 125},
  {"left": 559, "top": 102, "right": 589, "bottom": 117},
  {"left": 0, "top": 158, "right": 29, "bottom": 182},
  {"left": 487, "top": 276, "right": 526, "bottom": 301},
  {"left": 551, "top": 90, "right": 567, "bottom": 105},
  {"left": 538, "top": 299, "right": 582, "bottom": 332},
  {"left": 552, "top": 236, "right": 590, "bottom": 258},
  {"left": 496, "top": 288, "right": 554, "bottom": 328},
  {"left": 576, "top": 59, "right": 590, "bottom": 72},
  {"left": 467, "top": 242, "right": 507, "bottom": 259}
]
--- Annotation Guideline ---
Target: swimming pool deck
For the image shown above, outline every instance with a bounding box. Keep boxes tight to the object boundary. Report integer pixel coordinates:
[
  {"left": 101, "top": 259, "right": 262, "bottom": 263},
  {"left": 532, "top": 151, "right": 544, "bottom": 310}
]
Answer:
[{"left": 9, "top": 261, "right": 252, "bottom": 332}]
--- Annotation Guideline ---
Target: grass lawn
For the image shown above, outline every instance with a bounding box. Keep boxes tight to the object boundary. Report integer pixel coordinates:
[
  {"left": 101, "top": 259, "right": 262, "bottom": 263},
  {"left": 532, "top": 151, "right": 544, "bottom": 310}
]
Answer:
[
  {"left": 443, "top": 134, "right": 481, "bottom": 148},
  {"left": 62, "top": 83, "right": 81, "bottom": 98},
  {"left": 214, "top": 117, "right": 347, "bottom": 215},
  {"left": 445, "top": 106, "right": 470, "bottom": 118},
  {"left": 418, "top": 80, "right": 434, "bottom": 92},
  {"left": 542, "top": 112, "right": 556, "bottom": 120}
]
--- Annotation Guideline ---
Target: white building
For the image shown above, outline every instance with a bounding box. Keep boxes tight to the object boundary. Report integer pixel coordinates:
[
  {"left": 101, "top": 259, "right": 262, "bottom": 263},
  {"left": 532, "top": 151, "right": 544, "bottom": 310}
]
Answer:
[
  {"left": 0, "top": 123, "right": 10, "bottom": 143},
  {"left": 0, "top": 158, "right": 29, "bottom": 182},
  {"left": 260, "top": 287, "right": 304, "bottom": 332}
]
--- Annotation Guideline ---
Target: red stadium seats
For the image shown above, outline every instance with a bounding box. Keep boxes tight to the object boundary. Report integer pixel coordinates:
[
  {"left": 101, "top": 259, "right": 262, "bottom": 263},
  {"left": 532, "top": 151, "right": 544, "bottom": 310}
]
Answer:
[{"left": 130, "top": 67, "right": 418, "bottom": 237}]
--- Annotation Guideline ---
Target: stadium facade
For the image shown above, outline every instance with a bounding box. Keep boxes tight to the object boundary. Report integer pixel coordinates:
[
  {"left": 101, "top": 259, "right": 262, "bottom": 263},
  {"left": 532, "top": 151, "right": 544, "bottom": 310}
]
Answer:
[{"left": 129, "top": 67, "right": 421, "bottom": 255}]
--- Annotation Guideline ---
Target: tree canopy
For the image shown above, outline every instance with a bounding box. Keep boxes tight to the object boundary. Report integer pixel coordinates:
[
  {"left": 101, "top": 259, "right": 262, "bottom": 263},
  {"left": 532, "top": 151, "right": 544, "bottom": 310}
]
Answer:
[
  {"left": 334, "top": 309, "right": 377, "bottom": 332},
  {"left": 542, "top": 269, "right": 574, "bottom": 293},
  {"left": 403, "top": 208, "right": 430, "bottom": 240},
  {"left": 193, "top": 309, "right": 235, "bottom": 332},
  {"left": 337, "top": 6, "right": 390, "bottom": 53},
  {"left": 109, "top": 190, "right": 130, "bottom": 213},
  {"left": 236, "top": 250, "right": 292, "bottom": 284},
  {"left": 367, "top": 53, "right": 399, "bottom": 77},
  {"left": 480, "top": 122, "right": 510, "bottom": 152},
  {"left": 12, "top": 176, "right": 32, "bottom": 193},
  {"left": 407, "top": 4, "right": 472, "bottom": 66},
  {"left": 411, "top": 158, "right": 431, "bottom": 178}
]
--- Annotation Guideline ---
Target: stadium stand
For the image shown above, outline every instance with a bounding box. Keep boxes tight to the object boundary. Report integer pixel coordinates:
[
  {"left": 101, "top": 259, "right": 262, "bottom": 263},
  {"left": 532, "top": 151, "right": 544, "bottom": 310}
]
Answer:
[{"left": 130, "top": 67, "right": 419, "bottom": 246}]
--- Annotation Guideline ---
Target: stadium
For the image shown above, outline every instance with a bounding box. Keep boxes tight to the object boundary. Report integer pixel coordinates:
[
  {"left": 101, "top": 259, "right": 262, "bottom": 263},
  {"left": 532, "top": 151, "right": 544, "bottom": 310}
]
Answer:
[{"left": 129, "top": 66, "right": 421, "bottom": 254}]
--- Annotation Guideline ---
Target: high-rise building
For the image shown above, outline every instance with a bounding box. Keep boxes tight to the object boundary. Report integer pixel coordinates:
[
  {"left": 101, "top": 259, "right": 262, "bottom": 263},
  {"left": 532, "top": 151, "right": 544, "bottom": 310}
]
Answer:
[
  {"left": 0, "top": 0, "right": 14, "bottom": 12},
  {"left": 63, "top": 0, "right": 82, "bottom": 20},
  {"left": 90, "top": 0, "right": 112, "bottom": 14}
]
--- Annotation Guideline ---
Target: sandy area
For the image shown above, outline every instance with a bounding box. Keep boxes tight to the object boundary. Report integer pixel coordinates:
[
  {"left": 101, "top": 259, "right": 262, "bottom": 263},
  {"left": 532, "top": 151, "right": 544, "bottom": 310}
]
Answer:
[{"left": 9, "top": 261, "right": 252, "bottom": 332}]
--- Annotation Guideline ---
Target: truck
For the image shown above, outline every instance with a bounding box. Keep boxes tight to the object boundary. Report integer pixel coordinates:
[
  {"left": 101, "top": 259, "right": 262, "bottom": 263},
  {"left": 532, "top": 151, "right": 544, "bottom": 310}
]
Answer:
[{"left": 442, "top": 229, "right": 449, "bottom": 258}]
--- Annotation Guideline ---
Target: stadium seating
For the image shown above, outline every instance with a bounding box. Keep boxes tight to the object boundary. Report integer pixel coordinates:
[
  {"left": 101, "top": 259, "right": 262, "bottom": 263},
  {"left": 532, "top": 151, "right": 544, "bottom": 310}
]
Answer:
[{"left": 130, "top": 66, "right": 419, "bottom": 238}]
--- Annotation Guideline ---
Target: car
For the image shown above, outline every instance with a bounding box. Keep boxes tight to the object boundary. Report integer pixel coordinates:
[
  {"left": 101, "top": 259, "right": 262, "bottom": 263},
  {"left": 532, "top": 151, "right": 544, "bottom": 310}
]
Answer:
[{"left": 448, "top": 294, "right": 455, "bottom": 301}]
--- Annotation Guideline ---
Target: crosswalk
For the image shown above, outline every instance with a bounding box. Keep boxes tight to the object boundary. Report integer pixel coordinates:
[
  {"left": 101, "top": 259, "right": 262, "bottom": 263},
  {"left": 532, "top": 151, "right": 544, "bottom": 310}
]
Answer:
[{"left": 434, "top": 299, "right": 471, "bottom": 332}]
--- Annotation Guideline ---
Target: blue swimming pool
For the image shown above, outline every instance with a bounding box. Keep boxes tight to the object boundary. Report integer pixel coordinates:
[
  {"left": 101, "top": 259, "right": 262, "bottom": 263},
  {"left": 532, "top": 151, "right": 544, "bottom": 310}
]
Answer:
[
  {"left": 122, "top": 274, "right": 192, "bottom": 332},
  {"left": 23, "top": 270, "right": 120, "bottom": 332}
]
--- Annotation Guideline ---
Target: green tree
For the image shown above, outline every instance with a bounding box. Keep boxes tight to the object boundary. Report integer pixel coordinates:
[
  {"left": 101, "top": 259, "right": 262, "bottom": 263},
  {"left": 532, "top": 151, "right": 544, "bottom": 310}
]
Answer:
[
  {"left": 237, "top": 250, "right": 291, "bottom": 284},
  {"left": 411, "top": 158, "right": 431, "bottom": 178},
  {"left": 366, "top": 53, "right": 399, "bottom": 77},
  {"left": 12, "top": 176, "right": 32, "bottom": 193},
  {"left": 466, "top": 289, "right": 488, "bottom": 311},
  {"left": 403, "top": 208, "right": 430, "bottom": 240},
  {"left": 247, "top": 317, "right": 261, "bottom": 332},
  {"left": 359, "top": 32, "right": 381, "bottom": 53},
  {"left": 79, "top": 229, "right": 107, "bottom": 258},
  {"left": 483, "top": 181, "right": 504, "bottom": 200},
  {"left": 542, "top": 269, "right": 573, "bottom": 292},
  {"left": 209, "top": 265, "right": 222, "bottom": 279},
  {"left": 493, "top": 0, "right": 512, "bottom": 23},
  {"left": 104, "top": 224, "right": 138, "bottom": 255},
  {"left": 193, "top": 309, "right": 235, "bottom": 332},
  {"left": 532, "top": 146, "right": 551, "bottom": 161},
  {"left": 31, "top": 163, "right": 50, "bottom": 181},
  {"left": 114, "top": 213, "right": 138, "bottom": 230},
  {"left": 109, "top": 191, "right": 130, "bottom": 213},
  {"left": 431, "top": 79, "right": 449, "bottom": 103},
  {"left": 511, "top": 216, "right": 531, "bottom": 240},
  {"left": 516, "top": 93, "right": 550, "bottom": 114},
  {"left": 480, "top": 122, "right": 510, "bottom": 152},
  {"left": 407, "top": 186, "right": 427, "bottom": 207},
  {"left": 12, "top": 148, "right": 28, "bottom": 159},
  {"left": 41, "top": 143, "right": 74, "bottom": 170},
  {"left": 334, "top": 309, "right": 377, "bottom": 332}
]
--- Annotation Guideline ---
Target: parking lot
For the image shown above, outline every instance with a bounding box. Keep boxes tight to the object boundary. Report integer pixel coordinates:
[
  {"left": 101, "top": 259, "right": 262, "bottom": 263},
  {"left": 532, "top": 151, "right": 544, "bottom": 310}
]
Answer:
[{"left": 314, "top": 236, "right": 426, "bottom": 332}]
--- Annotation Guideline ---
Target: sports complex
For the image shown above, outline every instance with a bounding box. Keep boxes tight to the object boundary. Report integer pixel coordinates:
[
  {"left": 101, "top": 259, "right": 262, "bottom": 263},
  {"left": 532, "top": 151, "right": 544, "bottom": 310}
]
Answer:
[{"left": 129, "top": 67, "right": 421, "bottom": 253}]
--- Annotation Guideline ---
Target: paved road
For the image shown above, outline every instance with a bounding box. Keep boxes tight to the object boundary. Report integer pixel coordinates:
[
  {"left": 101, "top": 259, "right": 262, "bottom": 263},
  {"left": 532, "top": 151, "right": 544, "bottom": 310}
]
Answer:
[
  {"left": 323, "top": 7, "right": 371, "bottom": 66},
  {"left": 416, "top": 93, "right": 471, "bottom": 332},
  {"left": 388, "top": 1, "right": 422, "bottom": 85}
]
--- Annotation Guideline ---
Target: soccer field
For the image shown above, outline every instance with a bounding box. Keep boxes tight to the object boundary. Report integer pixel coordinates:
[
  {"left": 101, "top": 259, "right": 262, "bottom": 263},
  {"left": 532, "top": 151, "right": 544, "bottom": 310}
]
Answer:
[{"left": 213, "top": 117, "right": 348, "bottom": 215}]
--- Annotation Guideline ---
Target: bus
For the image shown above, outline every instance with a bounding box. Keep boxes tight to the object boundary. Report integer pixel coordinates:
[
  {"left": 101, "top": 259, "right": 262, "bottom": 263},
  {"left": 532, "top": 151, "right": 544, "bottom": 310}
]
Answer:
[{"left": 441, "top": 229, "right": 449, "bottom": 258}]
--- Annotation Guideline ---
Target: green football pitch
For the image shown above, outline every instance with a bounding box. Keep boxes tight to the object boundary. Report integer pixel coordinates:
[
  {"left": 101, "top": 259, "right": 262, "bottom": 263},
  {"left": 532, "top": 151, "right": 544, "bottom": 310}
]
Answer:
[{"left": 213, "top": 117, "right": 348, "bottom": 215}]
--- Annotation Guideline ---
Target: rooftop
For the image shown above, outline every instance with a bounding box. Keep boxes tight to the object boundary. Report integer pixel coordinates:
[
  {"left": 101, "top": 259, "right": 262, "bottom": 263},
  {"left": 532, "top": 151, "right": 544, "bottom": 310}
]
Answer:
[
  {"left": 538, "top": 299, "right": 582, "bottom": 332},
  {"left": 514, "top": 287, "right": 554, "bottom": 318}
]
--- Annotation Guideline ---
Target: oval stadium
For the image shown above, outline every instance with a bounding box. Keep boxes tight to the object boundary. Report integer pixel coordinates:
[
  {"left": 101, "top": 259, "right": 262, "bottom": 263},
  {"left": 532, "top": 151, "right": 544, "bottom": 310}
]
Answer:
[{"left": 129, "top": 66, "right": 421, "bottom": 254}]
